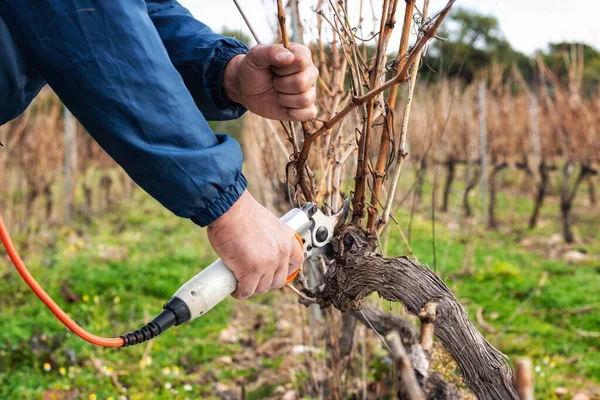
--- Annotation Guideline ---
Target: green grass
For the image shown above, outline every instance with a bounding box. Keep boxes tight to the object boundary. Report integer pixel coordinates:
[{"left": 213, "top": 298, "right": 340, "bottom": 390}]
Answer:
[
  {"left": 385, "top": 166, "right": 600, "bottom": 398},
  {"left": 0, "top": 167, "right": 598, "bottom": 399},
  {"left": 0, "top": 198, "right": 237, "bottom": 400}
]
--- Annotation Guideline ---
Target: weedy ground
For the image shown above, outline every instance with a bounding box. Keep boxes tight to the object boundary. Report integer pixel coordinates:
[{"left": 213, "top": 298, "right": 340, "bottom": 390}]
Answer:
[{"left": 0, "top": 167, "right": 598, "bottom": 400}]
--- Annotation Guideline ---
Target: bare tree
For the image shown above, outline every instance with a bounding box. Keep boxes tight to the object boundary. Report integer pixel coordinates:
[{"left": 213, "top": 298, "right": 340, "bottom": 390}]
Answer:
[{"left": 237, "top": 1, "right": 520, "bottom": 398}]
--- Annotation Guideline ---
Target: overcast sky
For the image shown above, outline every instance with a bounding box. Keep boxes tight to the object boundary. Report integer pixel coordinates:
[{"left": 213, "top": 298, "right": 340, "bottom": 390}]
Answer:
[{"left": 180, "top": 0, "right": 599, "bottom": 56}]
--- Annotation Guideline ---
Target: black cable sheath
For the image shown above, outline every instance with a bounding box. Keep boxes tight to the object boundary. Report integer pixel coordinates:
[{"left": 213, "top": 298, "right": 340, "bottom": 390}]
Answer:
[{"left": 120, "top": 297, "right": 191, "bottom": 347}]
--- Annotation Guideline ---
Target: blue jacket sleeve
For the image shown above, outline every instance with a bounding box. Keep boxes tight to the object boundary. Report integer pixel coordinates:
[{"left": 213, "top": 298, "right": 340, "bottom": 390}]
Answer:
[
  {"left": 146, "top": 0, "right": 249, "bottom": 121},
  {"left": 0, "top": 1, "right": 247, "bottom": 227}
]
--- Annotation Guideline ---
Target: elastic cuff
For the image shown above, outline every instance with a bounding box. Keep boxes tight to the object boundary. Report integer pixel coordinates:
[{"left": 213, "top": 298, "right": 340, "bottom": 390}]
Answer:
[
  {"left": 205, "top": 39, "right": 249, "bottom": 112},
  {"left": 190, "top": 174, "right": 248, "bottom": 227}
]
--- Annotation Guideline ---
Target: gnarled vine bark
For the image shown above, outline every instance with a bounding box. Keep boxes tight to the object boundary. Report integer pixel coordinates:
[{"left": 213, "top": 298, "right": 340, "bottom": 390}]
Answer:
[{"left": 315, "top": 229, "right": 518, "bottom": 400}]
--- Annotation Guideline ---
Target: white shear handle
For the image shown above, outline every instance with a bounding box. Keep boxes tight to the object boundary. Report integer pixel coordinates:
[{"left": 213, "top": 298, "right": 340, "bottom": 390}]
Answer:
[{"left": 172, "top": 208, "right": 311, "bottom": 322}]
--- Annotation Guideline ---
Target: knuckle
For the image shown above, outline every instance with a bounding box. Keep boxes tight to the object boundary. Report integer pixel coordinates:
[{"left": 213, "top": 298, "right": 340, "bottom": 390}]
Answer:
[
  {"left": 312, "top": 65, "right": 320, "bottom": 81},
  {"left": 276, "top": 76, "right": 296, "bottom": 93},
  {"left": 293, "top": 244, "right": 305, "bottom": 261},
  {"left": 302, "top": 106, "right": 317, "bottom": 121},
  {"left": 234, "top": 290, "right": 250, "bottom": 300},
  {"left": 294, "top": 53, "right": 310, "bottom": 69},
  {"left": 288, "top": 264, "right": 299, "bottom": 276},
  {"left": 288, "top": 108, "right": 301, "bottom": 120},
  {"left": 277, "top": 242, "right": 287, "bottom": 258},
  {"left": 298, "top": 74, "right": 311, "bottom": 91},
  {"left": 289, "top": 108, "right": 309, "bottom": 121},
  {"left": 292, "top": 43, "right": 309, "bottom": 56},
  {"left": 259, "top": 282, "right": 272, "bottom": 293},
  {"left": 301, "top": 45, "right": 313, "bottom": 63},
  {"left": 298, "top": 94, "right": 312, "bottom": 108}
]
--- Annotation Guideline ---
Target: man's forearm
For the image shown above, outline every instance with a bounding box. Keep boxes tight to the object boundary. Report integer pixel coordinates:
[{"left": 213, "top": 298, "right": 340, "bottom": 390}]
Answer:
[{"left": 0, "top": 0, "right": 246, "bottom": 226}]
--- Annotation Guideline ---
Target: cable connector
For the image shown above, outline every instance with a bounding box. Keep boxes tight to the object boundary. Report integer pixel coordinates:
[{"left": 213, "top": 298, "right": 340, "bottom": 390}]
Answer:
[{"left": 120, "top": 297, "right": 191, "bottom": 347}]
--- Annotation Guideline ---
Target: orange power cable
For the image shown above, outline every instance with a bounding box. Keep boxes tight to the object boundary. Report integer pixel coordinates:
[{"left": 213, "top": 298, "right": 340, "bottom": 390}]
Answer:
[{"left": 0, "top": 214, "right": 124, "bottom": 347}]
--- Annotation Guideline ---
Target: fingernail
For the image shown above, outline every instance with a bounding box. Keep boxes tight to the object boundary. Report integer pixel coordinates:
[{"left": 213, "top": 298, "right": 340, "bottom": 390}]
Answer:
[{"left": 276, "top": 50, "right": 294, "bottom": 62}]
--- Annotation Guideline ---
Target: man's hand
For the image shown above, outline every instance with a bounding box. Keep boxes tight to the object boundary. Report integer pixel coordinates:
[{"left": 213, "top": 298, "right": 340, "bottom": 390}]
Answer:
[
  {"left": 223, "top": 44, "right": 319, "bottom": 121},
  {"left": 207, "top": 190, "right": 305, "bottom": 300}
]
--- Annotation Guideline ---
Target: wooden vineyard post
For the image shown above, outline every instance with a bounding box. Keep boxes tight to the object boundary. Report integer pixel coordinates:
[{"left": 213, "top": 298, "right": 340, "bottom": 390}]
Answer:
[
  {"left": 63, "top": 106, "right": 77, "bottom": 223},
  {"left": 479, "top": 81, "right": 488, "bottom": 226},
  {"left": 514, "top": 357, "right": 534, "bottom": 400},
  {"left": 530, "top": 94, "right": 540, "bottom": 172}
]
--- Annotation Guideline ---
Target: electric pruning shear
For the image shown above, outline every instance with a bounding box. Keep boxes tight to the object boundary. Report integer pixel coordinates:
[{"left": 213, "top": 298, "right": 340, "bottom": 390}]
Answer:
[{"left": 0, "top": 200, "right": 349, "bottom": 347}]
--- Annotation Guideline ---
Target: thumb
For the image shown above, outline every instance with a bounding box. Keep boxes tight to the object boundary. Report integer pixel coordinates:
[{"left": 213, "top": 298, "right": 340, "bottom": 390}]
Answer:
[{"left": 246, "top": 44, "right": 294, "bottom": 69}]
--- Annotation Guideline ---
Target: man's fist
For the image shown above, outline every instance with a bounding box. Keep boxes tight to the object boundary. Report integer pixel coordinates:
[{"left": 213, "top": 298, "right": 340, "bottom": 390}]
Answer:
[
  {"left": 223, "top": 43, "right": 319, "bottom": 121},
  {"left": 207, "top": 190, "right": 305, "bottom": 300}
]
